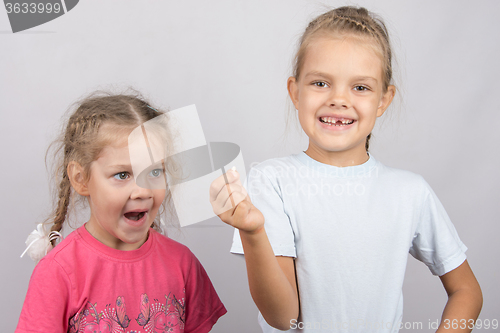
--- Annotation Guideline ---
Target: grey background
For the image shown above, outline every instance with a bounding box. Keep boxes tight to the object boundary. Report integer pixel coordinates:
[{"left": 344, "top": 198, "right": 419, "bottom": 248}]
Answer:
[{"left": 1, "top": 0, "right": 499, "bottom": 332}]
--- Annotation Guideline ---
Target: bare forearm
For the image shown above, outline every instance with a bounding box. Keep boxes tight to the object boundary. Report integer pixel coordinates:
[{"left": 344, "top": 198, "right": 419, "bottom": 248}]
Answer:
[
  {"left": 240, "top": 228, "right": 299, "bottom": 330},
  {"left": 436, "top": 288, "right": 483, "bottom": 332}
]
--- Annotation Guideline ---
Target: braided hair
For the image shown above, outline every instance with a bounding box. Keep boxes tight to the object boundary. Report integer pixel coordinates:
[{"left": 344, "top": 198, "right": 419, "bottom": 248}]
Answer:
[{"left": 46, "top": 91, "right": 175, "bottom": 243}]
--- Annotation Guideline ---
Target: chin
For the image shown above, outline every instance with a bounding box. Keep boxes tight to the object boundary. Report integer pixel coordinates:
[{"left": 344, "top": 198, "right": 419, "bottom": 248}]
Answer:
[{"left": 318, "top": 144, "right": 352, "bottom": 153}]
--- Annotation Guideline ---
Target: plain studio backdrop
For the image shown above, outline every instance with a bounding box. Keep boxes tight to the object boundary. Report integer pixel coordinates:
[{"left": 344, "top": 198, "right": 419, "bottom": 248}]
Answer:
[{"left": 1, "top": 0, "right": 499, "bottom": 332}]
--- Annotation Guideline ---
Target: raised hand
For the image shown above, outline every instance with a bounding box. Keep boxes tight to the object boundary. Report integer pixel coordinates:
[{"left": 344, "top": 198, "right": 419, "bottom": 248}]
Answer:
[{"left": 209, "top": 168, "right": 264, "bottom": 233}]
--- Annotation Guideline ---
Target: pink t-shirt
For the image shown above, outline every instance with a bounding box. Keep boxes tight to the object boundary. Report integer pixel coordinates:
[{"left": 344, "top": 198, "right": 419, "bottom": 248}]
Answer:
[{"left": 16, "top": 225, "right": 226, "bottom": 333}]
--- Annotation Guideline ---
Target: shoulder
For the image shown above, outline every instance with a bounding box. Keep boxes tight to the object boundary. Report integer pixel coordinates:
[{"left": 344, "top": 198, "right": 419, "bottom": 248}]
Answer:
[
  {"left": 247, "top": 154, "right": 301, "bottom": 179},
  {"left": 373, "top": 158, "right": 433, "bottom": 198},
  {"left": 374, "top": 158, "right": 427, "bottom": 185},
  {"left": 151, "top": 230, "right": 197, "bottom": 261},
  {"left": 151, "top": 231, "right": 212, "bottom": 281},
  {"left": 251, "top": 154, "right": 300, "bottom": 171},
  {"left": 26, "top": 228, "right": 90, "bottom": 286},
  {"left": 27, "top": 230, "right": 83, "bottom": 287},
  {"left": 38, "top": 227, "right": 82, "bottom": 265}
]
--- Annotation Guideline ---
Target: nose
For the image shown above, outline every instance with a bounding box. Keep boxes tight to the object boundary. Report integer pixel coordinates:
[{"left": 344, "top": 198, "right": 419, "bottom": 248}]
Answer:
[
  {"left": 327, "top": 87, "right": 350, "bottom": 109},
  {"left": 130, "top": 182, "right": 154, "bottom": 200}
]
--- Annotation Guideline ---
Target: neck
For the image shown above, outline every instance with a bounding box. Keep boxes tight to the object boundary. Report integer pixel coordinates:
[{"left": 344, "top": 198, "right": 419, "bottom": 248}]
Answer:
[{"left": 304, "top": 145, "right": 369, "bottom": 167}]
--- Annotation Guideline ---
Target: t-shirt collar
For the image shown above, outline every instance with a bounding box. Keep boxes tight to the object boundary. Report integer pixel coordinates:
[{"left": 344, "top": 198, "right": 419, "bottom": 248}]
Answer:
[
  {"left": 295, "top": 151, "right": 378, "bottom": 179},
  {"left": 77, "top": 224, "right": 155, "bottom": 261}
]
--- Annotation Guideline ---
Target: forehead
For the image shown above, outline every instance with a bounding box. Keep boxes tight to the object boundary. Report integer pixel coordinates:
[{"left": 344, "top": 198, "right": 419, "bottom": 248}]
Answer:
[
  {"left": 95, "top": 134, "right": 131, "bottom": 165},
  {"left": 302, "top": 36, "right": 384, "bottom": 80},
  {"left": 96, "top": 123, "right": 168, "bottom": 166}
]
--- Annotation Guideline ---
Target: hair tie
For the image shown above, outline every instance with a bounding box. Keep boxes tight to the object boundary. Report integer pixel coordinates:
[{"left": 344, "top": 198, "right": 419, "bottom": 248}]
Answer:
[
  {"left": 147, "top": 105, "right": 158, "bottom": 112},
  {"left": 20, "top": 224, "right": 63, "bottom": 263}
]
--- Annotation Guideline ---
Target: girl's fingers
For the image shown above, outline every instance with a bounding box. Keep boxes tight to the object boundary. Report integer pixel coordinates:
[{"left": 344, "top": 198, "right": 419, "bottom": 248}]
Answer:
[
  {"left": 232, "top": 198, "right": 252, "bottom": 222},
  {"left": 216, "top": 190, "right": 248, "bottom": 218},
  {"left": 211, "top": 182, "right": 247, "bottom": 216},
  {"left": 209, "top": 169, "right": 241, "bottom": 202}
]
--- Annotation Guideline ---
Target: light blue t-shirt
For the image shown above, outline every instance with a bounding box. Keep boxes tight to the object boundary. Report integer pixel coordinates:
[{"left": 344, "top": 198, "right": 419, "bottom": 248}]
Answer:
[{"left": 231, "top": 153, "right": 467, "bottom": 333}]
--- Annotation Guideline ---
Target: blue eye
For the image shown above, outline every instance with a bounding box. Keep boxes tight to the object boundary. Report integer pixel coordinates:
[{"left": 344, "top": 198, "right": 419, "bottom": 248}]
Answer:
[
  {"left": 149, "top": 169, "right": 163, "bottom": 178},
  {"left": 114, "top": 172, "right": 129, "bottom": 180}
]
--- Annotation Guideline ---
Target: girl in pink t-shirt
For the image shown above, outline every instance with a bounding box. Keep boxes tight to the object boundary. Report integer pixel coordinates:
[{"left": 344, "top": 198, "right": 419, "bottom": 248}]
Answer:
[{"left": 17, "top": 92, "right": 226, "bottom": 333}]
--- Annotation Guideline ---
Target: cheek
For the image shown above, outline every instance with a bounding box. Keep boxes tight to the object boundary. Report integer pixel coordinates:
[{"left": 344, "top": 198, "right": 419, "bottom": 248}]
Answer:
[
  {"left": 298, "top": 89, "right": 317, "bottom": 107},
  {"left": 297, "top": 96, "right": 319, "bottom": 121},
  {"left": 297, "top": 110, "right": 313, "bottom": 131},
  {"left": 355, "top": 97, "right": 380, "bottom": 117},
  {"left": 153, "top": 189, "right": 166, "bottom": 208}
]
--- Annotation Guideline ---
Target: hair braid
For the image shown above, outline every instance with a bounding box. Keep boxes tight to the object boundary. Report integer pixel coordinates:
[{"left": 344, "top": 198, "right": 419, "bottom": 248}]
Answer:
[
  {"left": 49, "top": 170, "right": 71, "bottom": 245},
  {"left": 41, "top": 90, "right": 178, "bottom": 250},
  {"left": 365, "top": 133, "right": 371, "bottom": 151}
]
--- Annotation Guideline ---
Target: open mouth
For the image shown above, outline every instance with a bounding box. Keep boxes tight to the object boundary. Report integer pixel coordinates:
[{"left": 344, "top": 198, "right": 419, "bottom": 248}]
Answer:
[
  {"left": 320, "top": 116, "right": 355, "bottom": 126},
  {"left": 124, "top": 211, "right": 147, "bottom": 221}
]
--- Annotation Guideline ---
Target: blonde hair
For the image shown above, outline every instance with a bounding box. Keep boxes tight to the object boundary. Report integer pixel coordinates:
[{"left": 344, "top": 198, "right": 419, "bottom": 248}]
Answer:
[
  {"left": 47, "top": 91, "right": 176, "bottom": 242},
  {"left": 292, "top": 6, "right": 394, "bottom": 150}
]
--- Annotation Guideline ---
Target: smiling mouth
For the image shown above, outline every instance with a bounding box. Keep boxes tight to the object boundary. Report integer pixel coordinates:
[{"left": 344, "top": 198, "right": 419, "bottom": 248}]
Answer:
[
  {"left": 320, "top": 116, "right": 355, "bottom": 126},
  {"left": 124, "top": 211, "right": 146, "bottom": 221}
]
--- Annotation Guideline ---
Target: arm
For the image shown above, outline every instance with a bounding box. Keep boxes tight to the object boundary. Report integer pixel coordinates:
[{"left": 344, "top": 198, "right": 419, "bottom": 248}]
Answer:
[
  {"left": 210, "top": 170, "right": 299, "bottom": 330},
  {"left": 240, "top": 229, "right": 299, "bottom": 330},
  {"left": 16, "top": 259, "right": 70, "bottom": 333},
  {"left": 436, "top": 260, "right": 482, "bottom": 333}
]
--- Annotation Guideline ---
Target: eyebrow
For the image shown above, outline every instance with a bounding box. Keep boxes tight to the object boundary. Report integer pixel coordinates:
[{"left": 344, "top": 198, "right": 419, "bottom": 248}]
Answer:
[
  {"left": 305, "top": 71, "right": 331, "bottom": 79},
  {"left": 352, "top": 76, "right": 378, "bottom": 83},
  {"left": 305, "top": 71, "right": 378, "bottom": 83},
  {"left": 109, "top": 164, "right": 132, "bottom": 170}
]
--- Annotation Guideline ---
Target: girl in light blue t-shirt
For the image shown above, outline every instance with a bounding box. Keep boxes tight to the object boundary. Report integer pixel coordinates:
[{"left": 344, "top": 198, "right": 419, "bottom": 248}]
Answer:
[{"left": 210, "top": 6, "right": 482, "bottom": 333}]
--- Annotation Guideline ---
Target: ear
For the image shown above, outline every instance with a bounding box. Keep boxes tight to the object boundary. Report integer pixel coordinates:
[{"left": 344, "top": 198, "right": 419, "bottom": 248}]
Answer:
[
  {"left": 376, "top": 85, "right": 396, "bottom": 117},
  {"left": 287, "top": 76, "right": 300, "bottom": 110},
  {"left": 67, "top": 161, "right": 89, "bottom": 196}
]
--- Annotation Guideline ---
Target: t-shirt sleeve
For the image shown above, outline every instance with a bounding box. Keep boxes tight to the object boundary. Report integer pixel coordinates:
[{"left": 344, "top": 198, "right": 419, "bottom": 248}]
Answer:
[
  {"left": 409, "top": 178, "right": 468, "bottom": 276},
  {"left": 230, "top": 166, "right": 296, "bottom": 257},
  {"left": 183, "top": 252, "right": 226, "bottom": 333},
  {"left": 16, "top": 258, "right": 73, "bottom": 333}
]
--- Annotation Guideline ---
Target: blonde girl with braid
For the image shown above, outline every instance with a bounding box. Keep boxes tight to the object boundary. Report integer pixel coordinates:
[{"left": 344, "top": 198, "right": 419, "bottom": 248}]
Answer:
[
  {"left": 17, "top": 92, "right": 226, "bottom": 333},
  {"left": 210, "top": 6, "right": 482, "bottom": 333}
]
